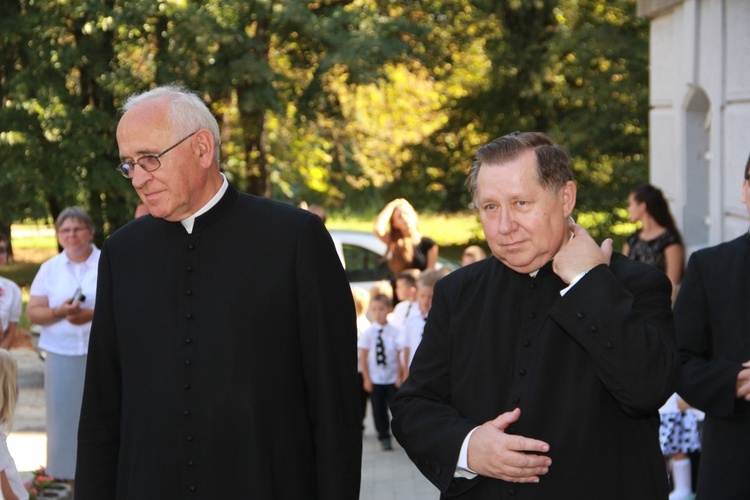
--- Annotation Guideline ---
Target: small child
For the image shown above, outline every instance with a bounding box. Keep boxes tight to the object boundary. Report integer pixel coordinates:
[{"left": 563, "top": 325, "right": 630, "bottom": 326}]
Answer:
[
  {"left": 402, "top": 269, "right": 445, "bottom": 376},
  {"left": 0, "top": 349, "right": 29, "bottom": 500},
  {"left": 351, "top": 287, "right": 371, "bottom": 428},
  {"left": 358, "top": 294, "right": 405, "bottom": 451},
  {"left": 389, "top": 269, "right": 421, "bottom": 328}
]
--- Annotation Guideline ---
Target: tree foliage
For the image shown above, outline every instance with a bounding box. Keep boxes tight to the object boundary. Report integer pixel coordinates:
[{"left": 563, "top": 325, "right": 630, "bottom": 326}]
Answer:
[{"left": 1, "top": 0, "right": 649, "bottom": 243}]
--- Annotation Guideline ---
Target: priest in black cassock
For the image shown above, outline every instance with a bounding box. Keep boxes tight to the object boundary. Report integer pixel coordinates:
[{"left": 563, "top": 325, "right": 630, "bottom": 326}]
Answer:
[
  {"left": 390, "top": 132, "right": 680, "bottom": 499},
  {"left": 75, "top": 85, "right": 362, "bottom": 499},
  {"left": 673, "top": 153, "right": 750, "bottom": 500}
]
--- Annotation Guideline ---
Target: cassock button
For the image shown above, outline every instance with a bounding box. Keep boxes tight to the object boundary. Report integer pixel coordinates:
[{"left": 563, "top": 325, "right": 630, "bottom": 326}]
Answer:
[
  {"left": 189, "top": 485, "right": 196, "bottom": 492},
  {"left": 183, "top": 383, "right": 191, "bottom": 390},
  {"left": 513, "top": 397, "right": 520, "bottom": 404},
  {"left": 185, "top": 337, "right": 192, "bottom": 344},
  {"left": 186, "top": 313, "right": 193, "bottom": 319},
  {"left": 509, "top": 488, "right": 516, "bottom": 495},
  {"left": 186, "top": 435, "right": 193, "bottom": 441},
  {"left": 605, "top": 342, "right": 613, "bottom": 349},
  {"left": 577, "top": 312, "right": 585, "bottom": 319},
  {"left": 188, "top": 243, "right": 195, "bottom": 250},
  {"left": 184, "top": 410, "right": 191, "bottom": 416},
  {"left": 530, "top": 282, "right": 537, "bottom": 290},
  {"left": 518, "top": 369, "right": 526, "bottom": 376},
  {"left": 186, "top": 265, "right": 193, "bottom": 272},
  {"left": 187, "top": 460, "right": 194, "bottom": 467},
  {"left": 186, "top": 289, "right": 193, "bottom": 296},
  {"left": 184, "top": 359, "right": 191, "bottom": 366},
  {"left": 522, "top": 340, "right": 530, "bottom": 347},
  {"left": 528, "top": 312, "right": 535, "bottom": 319},
  {"left": 590, "top": 326, "right": 598, "bottom": 333}
]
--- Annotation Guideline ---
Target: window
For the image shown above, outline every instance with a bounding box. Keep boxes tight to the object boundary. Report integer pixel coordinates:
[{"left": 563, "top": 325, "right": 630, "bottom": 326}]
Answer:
[{"left": 342, "top": 244, "right": 391, "bottom": 283}]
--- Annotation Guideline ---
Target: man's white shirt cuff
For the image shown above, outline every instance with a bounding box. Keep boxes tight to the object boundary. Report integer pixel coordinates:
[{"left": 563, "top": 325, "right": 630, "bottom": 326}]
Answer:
[
  {"left": 455, "top": 427, "right": 479, "bottom": 479},
  {"left": 559, "top": 270, "right": 589, "bottom": 296}
]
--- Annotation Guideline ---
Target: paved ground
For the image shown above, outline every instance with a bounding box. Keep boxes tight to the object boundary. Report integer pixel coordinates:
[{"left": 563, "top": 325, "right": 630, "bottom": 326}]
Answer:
[{"left": 9, "top": 347, "right": 438, "bottom": 499}]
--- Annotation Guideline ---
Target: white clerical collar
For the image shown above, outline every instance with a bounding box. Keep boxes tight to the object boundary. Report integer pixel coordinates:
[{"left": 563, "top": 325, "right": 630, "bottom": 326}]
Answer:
[{"left": 181, "top": 174, "right": 229, "bottom": 234}]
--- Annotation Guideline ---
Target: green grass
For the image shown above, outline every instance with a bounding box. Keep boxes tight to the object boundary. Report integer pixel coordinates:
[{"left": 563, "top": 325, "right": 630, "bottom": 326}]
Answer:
[{"left": 1, "top": 262, "right": 40, "bottom": 290}]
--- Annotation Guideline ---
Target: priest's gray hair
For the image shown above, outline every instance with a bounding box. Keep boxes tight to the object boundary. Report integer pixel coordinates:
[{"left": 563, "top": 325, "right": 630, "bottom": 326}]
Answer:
[{"left": 121, "top": 84, "right": 221, "bottom": 164}]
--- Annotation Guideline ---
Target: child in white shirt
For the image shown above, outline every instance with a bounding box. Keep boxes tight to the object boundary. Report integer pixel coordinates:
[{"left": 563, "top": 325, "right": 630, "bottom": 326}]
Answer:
[
  {"left": 358, "top": 294, "right": 405, "bottom": 450},
  {"left": 351, "top": 287, "right": 371, "bottom": 428},
  {"left": 402, "top": 269, "right": 445, "bottom": 376},
  {"left": 389, "top": 269, "right": 421, "bottom": 328}
]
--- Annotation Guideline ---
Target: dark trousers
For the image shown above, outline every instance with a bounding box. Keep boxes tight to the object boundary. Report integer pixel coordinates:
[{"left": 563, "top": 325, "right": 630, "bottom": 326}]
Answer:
[{"left": 371, "top": 383, "right": 397, "bottom": 440}]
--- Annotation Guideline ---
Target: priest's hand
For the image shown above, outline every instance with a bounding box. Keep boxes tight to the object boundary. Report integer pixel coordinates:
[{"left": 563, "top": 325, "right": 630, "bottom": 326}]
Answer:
[
  {"left": 553, "top": 223, "right": 613, "bottom": 284},
  {"left": 467, "top": 408, "right": 551, "bottom": 483}
]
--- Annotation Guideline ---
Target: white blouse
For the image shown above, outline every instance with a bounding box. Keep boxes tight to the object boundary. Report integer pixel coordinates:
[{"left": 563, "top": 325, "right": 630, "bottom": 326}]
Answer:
[{"left": 30, "top": 246, "right": 100, "bottom": 356}]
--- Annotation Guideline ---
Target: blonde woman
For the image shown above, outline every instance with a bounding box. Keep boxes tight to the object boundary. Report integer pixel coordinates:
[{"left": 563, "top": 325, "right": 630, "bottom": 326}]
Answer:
[{"left": 374, "top": 198, "right": 438, "bottom": 276}]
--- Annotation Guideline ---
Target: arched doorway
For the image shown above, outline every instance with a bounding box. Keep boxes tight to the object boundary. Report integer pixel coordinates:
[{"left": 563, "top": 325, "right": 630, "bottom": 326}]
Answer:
[{"left": 683, "top": 87, "right": 710, "bottom": 251}]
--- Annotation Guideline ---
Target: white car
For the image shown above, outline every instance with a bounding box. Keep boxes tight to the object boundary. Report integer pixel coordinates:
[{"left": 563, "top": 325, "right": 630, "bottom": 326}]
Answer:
[{"left": 328, "top": 229, "right": 458, "bottom": 290}]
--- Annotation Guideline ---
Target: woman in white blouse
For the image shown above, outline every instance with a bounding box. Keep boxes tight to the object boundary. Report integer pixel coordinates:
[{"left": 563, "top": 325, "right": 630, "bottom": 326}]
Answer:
[{"left": 26, "top": 207, "right": 100, "bottom": 488}]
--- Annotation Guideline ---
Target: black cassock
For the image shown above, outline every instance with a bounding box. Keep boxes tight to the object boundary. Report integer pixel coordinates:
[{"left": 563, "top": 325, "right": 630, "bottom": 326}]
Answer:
[
  {"left": 392, "top": 254, "right": 680, "bottom": 499},
  {"left": 76, "top": 185, "right": 362, "bottom": 499}
]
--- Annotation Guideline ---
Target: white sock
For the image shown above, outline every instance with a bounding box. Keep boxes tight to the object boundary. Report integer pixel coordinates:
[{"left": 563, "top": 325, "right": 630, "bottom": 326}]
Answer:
[{"left": 669, "top": 457, "right": 693, "bottom": 499}]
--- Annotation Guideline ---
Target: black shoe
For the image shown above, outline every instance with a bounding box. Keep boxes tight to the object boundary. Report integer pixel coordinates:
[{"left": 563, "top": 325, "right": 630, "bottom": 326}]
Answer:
[{"left": 380, "top": 438, "right": 393, "bottom": 451}]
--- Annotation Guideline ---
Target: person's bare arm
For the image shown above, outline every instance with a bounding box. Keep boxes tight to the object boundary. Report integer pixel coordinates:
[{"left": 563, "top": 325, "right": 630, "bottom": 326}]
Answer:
[
  {"left": 621, "top": 242, "right": 630, "bottom": 257},
  {"left": 663, "top": 243, "right": 684, "bottom": 303},
  {"left": 0, "top": 322, "right": 18, "bottom": 350},
  {"left": 26, "top": 295, "right": 79, "bottom": 326},
  {"left": 425, "top": 244, "right": 439, "bottom": 270},
  {"left": 0, "top": 470, "right": 19, "bottom": 500},
  {"left": 359, "top": 348, "right": 373, "bottom": 393}
]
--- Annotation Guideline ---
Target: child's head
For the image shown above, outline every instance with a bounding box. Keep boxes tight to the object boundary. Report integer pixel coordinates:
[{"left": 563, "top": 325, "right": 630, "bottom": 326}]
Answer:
[
  {"left": 369, "top": 280, "right": 393, "bottom": 302},
  {"left": 416, "top": 269, "right": 445, "bottom": 316},
  {"left": 462, "top": 245, "right": 487, "bottom": 266},
  {"left": 0, "top": 350, "right": 18, "bottom": 431},
  {"left": 394, "top": 269, "right": 420, "bottom": 302},
  {"left": 351, "top": 287, "right": 370, "bottom": 319},
  {"left": 368, "top": 294, "right": 393, "bottom": 325}
]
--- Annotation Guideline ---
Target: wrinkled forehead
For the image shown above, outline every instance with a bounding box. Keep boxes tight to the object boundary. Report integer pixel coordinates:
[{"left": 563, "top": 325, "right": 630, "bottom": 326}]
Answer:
[{"left": 117, "top": 101, "right": 173, "bottom": 147}]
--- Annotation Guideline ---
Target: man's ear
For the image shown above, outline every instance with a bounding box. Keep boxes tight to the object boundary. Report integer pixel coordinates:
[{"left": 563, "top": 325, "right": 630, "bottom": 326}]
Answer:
[
  {"left": 194, "top": 129, "right": 215, "bottom": 169},
  {"left": 562, "top": 180, "right": 577, "bottom": 218}
]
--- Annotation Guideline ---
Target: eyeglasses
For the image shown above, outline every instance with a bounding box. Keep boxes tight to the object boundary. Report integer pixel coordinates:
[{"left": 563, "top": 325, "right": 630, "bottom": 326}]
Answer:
[
  {"left": 116, "top": 131, "right": 197, "bottom": 178},
  {"left": 58, "top": 226, "right": 89, "bottom": 236}
]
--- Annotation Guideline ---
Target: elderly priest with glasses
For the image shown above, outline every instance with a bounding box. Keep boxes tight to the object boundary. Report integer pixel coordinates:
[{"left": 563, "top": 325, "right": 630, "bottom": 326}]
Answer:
[{"left": 75, "top": 84, "right": 362, "bottom": 499}]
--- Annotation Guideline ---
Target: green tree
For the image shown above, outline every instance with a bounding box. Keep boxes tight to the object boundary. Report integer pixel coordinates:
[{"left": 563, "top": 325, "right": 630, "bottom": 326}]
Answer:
[
  {"left": 1, "top": 0, "right": 650, "bottom": 242},
  {"left": 391, "top": 0, "right": 649, "bottom": 224}
]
